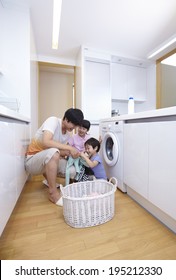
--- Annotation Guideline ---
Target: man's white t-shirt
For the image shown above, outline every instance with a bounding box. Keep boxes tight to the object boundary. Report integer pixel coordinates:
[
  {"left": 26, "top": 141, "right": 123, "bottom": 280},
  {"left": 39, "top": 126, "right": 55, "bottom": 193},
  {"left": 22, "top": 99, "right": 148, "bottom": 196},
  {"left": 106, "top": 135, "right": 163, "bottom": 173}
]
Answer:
[{"left": 26, "top": 117, "right": 70, "bottom": 155}]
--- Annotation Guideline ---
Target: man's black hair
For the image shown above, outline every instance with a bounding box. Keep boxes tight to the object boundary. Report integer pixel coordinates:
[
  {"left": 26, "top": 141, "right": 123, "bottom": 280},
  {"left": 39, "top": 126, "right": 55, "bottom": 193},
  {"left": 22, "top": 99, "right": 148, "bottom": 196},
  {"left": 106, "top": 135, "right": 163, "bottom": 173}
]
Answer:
[
  {"left": 81, "top": 119, "right": 91, "bottom": 131},
  {"left": 85, "top": 137, "right": 100, "bottom": 152},
  {"left": 63, "top": 108, "right": 84, "bottom": 126}
]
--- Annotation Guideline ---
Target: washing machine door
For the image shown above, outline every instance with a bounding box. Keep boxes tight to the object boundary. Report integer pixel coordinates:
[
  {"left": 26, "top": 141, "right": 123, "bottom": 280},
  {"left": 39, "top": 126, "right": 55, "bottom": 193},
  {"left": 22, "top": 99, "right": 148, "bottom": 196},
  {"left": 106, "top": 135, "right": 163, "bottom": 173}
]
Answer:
[{"left": 103, "top": 132, "right": 119, "bottom": 166}]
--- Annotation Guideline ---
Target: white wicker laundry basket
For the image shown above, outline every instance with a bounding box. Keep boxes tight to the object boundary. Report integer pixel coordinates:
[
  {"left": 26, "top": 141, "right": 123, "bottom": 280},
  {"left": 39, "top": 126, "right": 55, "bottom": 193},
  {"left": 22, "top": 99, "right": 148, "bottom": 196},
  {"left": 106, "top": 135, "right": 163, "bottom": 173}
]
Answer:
[{"left": 60, "top": 178, "right": 117, "bottom": 228}]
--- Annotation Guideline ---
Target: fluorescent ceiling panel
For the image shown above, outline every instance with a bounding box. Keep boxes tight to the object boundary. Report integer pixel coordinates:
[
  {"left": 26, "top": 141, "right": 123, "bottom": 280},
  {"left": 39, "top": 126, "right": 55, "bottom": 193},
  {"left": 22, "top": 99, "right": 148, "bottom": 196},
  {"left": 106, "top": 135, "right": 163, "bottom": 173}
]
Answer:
[
  {"left": 148, "top": 35, "right": 176, "bottom": 59},
  {"left": 52, "top": 0, "right": 62, "bottom": 49}
]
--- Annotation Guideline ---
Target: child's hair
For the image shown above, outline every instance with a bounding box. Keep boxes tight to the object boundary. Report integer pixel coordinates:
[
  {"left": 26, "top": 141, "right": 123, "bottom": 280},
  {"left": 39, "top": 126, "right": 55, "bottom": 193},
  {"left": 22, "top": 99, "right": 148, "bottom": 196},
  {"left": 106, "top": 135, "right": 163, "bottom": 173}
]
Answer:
[
  {"left": 81, "top": 119, "right": 91, "bottom": 131},
  {"left": 85, "top": 137, "right": 100, "bottom": 152}
]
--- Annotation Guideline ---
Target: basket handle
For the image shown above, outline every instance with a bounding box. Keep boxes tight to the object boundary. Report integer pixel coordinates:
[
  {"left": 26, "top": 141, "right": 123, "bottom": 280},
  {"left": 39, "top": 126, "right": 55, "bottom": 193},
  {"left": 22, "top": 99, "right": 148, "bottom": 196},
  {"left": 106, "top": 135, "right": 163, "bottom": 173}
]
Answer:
[{"left": 109, "top": 177, "right": 118, "bottom": 187}]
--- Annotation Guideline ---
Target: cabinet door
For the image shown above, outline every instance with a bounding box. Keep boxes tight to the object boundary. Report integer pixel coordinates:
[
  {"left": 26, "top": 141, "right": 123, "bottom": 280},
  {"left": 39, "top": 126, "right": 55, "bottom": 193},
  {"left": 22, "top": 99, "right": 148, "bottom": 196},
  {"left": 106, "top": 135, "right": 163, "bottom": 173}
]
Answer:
[
  {"left": 127, "top": 66, "right": 147, "bottom": 101},
  {"left": 14, "top": 122, "right": 29, "bottom": 198},
  {"left": 148, "top": 121, "right": 176, "bottom": 220},
  {"left": 111, "top": 63, "right": 128, "bottom": 99},
  {"left": 83, "top": 60, "right": 111, "bottom": 121},
  {"left": 111, "top": 63, "right": 147, "bottom": 101},
  {"left": 124, "top": 123, "right": 149, "bottom": 198},
  {"left": 0, "top": 119, "right": 30, "bottom": 235},
  {"left": 0, "top": 120, "right": 16, "bottom": 235}
]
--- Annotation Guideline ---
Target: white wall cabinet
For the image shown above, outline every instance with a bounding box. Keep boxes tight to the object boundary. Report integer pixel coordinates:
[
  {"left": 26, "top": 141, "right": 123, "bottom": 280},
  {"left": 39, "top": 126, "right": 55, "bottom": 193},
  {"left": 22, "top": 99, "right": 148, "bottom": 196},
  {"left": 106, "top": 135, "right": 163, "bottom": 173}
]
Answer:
[
  {"left": 124, "top": 123, "right": 149, "bottom": 198},
  {"left": 111, "top": 63, "right": 127, "bottom": 100},
  {"left": 111, "top": 63, "right": 147, "bottom": 101},
  {"left": 148, "top": 121, "right": 176, "bottom": 220},
  {"left": 75, "top": 48, "right": 111, "bottom": 122},
  {"left": 0, "top": 117, "right": 30, "bottom": 235},
  {"left": 83, "top": 60, "right": 111, "bottom": 121},
  {"left": 0, "top": 3, "right": 30, "bottom": 118}
]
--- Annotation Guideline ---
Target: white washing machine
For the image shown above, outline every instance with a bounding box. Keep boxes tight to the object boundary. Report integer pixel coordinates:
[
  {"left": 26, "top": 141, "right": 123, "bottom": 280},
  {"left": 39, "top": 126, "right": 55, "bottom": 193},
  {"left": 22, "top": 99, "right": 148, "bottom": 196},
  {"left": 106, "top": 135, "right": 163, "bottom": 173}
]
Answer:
[{"left": 100, "top": 120, "right": 126, "bottom": 192}]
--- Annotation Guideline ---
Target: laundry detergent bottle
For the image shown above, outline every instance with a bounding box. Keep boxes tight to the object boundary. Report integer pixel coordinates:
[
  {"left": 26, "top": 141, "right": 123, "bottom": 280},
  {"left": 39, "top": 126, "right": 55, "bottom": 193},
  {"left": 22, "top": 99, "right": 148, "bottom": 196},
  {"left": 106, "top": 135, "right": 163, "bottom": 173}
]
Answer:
[{"left": 128, "top": 96, "right": 135, "bottom": 114}]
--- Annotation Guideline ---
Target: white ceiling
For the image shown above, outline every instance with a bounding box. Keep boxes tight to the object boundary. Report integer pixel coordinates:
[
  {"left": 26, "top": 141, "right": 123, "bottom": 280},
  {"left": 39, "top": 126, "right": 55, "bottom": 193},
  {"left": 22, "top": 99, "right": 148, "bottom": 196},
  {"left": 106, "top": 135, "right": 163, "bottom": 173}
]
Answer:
[{"left": 3, "top": 0, "right": 176, "bottom": 64}]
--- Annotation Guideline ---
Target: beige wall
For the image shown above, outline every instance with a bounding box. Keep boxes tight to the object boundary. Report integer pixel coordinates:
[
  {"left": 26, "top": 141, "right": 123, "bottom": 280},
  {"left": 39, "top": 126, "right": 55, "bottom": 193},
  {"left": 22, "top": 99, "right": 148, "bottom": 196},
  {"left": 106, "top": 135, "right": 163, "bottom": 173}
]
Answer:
[{"left": 39, "top": 69, "right": 74, "bottom": 125}]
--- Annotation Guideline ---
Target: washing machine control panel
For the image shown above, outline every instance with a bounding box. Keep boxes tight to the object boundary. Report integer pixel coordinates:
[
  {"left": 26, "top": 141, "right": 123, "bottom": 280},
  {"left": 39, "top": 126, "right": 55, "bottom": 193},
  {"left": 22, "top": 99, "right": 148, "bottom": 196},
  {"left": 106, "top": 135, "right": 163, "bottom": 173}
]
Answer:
[
  {"left": 100, "top": 121, "right": 123, "bottom": 134},
  {"left": 109, "top": 121, "right": 123, "bottom": 133}
]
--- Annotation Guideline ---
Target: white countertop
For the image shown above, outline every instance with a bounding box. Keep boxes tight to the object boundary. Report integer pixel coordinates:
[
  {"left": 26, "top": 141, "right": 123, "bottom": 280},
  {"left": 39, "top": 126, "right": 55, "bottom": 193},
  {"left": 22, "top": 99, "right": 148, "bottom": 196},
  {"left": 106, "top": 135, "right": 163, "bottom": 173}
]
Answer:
[
  {"left": 100, "top": 106, "right": 176, "bottom": 122},
  {"left": 0, "top": 105, "right": 30, "bottom": 122}
]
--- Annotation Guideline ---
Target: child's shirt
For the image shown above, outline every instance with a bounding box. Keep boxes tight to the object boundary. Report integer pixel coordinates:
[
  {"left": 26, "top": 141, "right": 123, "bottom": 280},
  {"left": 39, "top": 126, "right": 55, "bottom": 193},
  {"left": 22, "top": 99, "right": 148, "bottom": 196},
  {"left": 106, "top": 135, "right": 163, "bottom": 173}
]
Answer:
[
  {"left": 90, "top": 154, "right": 107, "bottom": 180},
  {"left": 68, "top": 133, "right": 90, "bottom": 152}
]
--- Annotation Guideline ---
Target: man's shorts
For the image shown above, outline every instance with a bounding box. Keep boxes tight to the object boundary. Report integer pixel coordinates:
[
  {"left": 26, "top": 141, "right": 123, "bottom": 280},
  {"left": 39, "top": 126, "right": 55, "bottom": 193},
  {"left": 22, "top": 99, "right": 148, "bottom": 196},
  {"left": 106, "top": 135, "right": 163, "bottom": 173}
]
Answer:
[{"left": 25, "top": 148, "right": 76, "bottom": 178}]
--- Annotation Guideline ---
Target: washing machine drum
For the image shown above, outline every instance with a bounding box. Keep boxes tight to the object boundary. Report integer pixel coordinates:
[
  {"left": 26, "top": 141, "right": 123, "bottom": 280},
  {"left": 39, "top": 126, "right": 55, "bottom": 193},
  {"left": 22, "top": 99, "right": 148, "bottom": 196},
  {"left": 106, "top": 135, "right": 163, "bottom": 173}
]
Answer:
[{"left": 103, "top": 132, "right": 119, "bottom": 166}]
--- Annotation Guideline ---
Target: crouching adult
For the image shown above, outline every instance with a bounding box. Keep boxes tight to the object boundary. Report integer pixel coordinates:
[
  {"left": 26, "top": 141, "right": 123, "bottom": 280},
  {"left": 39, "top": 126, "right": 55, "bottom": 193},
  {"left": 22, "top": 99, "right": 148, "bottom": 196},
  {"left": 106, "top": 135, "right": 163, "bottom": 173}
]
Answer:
[{"left": 25, "top": 108, "right": 84, "bottom": 206}]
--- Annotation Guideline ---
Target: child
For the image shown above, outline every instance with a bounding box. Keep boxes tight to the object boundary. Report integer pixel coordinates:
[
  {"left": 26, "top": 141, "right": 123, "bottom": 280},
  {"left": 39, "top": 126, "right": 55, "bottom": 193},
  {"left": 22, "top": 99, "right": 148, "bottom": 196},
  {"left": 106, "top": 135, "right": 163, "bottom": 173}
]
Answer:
[
  {"left": 68, "top": 119, "right": 91, "bottom": 152},
  {"left": 80, "top": 137, "right": 107, "bottom": 180},
  {"left": 65, "top": 120, "right": 92, "bottom": 184}
]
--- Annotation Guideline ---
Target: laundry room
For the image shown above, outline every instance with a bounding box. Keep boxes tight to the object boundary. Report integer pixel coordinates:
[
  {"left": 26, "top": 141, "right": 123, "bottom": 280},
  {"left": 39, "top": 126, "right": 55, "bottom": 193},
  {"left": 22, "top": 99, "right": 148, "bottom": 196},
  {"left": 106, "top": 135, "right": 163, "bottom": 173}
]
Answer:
[{"left": 0, "top": 0, "right": 176, "bottom": 265}]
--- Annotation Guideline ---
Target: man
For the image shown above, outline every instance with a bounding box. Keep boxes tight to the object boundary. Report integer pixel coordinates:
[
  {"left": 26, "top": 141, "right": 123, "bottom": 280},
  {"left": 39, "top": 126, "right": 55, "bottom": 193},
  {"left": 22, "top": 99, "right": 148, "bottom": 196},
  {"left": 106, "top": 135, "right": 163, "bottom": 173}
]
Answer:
[{"left": 25, "top": 108, "right": 84, "bottom": 206}]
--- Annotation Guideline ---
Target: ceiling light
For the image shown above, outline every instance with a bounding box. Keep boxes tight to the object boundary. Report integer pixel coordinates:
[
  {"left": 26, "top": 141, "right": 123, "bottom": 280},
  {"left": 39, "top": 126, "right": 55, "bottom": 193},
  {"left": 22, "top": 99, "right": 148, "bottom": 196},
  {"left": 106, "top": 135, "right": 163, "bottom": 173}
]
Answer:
[
  {"left": 52, "top": 0, "right": 62, "bottom": 49},
  {"left": 161, "top": 53, "right": 176, "bottom": 67},
  {"left": 148, "top": 35, "right": 176, "bottom": 59}
]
